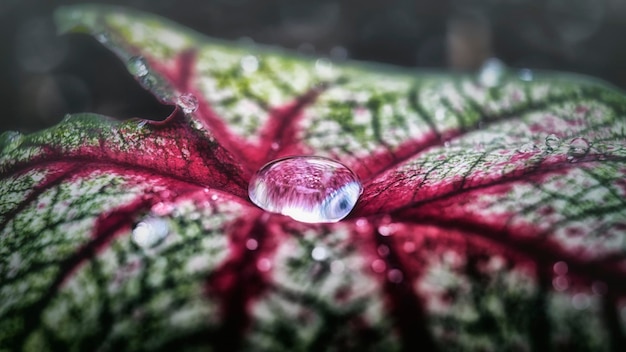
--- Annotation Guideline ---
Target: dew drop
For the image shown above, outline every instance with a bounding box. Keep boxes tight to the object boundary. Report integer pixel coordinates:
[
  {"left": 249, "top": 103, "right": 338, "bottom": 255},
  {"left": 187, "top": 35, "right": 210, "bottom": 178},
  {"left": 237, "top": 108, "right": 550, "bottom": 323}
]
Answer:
[
  {"left": 478, "top": 58, "right": 506, "bottom": 87},
  {"left": 568, "top": 137, "right": 590, "bottom": 158},
  {"left": 545, "top": 134, "right": 561, "bottom": 150},
  {"left": 572, "top": 293, "right": 591, "bottom": 310},
  {"left": 127, "top": 56, "right": 149, "bottom": 77},
  {"left": 132, "top": 216, "right": 169, "bottom": 249},
  {"left": 177, "top": 93, "right": 199, "bottom": 113},
  {"left": 248, "top": 156, "right": 362, "bottom": 223},
  {"left": 94, "top": 32, "right": 109, "bottom": 44},
  {"left": 330, "top": 260, "right": 345, "bottom": 274},
  {"left": 553, "top": 261, "right": 568, "bottom": 275},
  {"left": 257, "top": 257, "right": 272, "bottom": 272},
  {"left": 377, "top": 244, "right": 390, "bottom": 257},
  {"left": 240, "top": 55, "right": 259, "bottom": 73},
  {"left": 552, "top": 276, "right": 569, "bottom": 291},
  {"left": 371, "top": 259, "right": 386, "bottom": 273}
]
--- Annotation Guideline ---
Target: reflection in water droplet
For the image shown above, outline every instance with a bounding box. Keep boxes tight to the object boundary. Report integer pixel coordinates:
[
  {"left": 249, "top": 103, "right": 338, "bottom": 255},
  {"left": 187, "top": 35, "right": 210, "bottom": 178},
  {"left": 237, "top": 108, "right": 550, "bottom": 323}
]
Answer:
[
  {"left": 248, "top": 156, "right": 362, "bottom": 223},
  {"left": 177, "top": 93, "right": 199, "bottom": 113},
  {"left": 568, "top": 137, "right": 590, "bottom": 159},
  {"left": 518, "top": 68, "right": 533, "bottom": 82},
  {"left": 478, "top": 58, "right": 506, "bottom": 87},
  {"left": 311, "top": 246, "right": 328, "bottom": 261},
  {"left": 545, "top": 134, "right": 561, "bottom": 150},
  {"left": 517, "top": 142, "right": 539, "bottom": 153},
  {"left": 240, "top": 55, "right": 259, "bottom": 73},
  {"left": 132, "top": 217, "right": 169, "bottom": 249},
  {"left": 387, "top": 269, "right": 404, "bottom": 283},
  {"left": 127, "top": 56, "right": 149, "bottom": 77}
]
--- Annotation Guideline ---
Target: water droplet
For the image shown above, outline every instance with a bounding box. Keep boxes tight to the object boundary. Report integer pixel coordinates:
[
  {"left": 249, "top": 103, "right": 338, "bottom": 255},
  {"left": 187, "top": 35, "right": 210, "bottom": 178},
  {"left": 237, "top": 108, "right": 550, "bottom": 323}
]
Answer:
[
  {"left": 0, "top": 131, "right": 25, "bottom": 153},
  {"left": 387, "top": 269, "right": 404, "bottom": 283},
  {"left": 518, "top": 68, "right": 534, "bottom": 82},
  {"left": 132, "top": 216, "right": 169, "bottom": 249},
  {"left": 137, "top": 120, "right": 148, "bottom": 129},
  {"left": 545, "top": 134, "right": 561, "bottom": 150},
  {"left": 568, "top": 137, "right": 590, "bottom": 158},
  {"left": 177, "top": 93, "right": 198, "bottom": 113},
  {"left": 240, "top": 55, "right": 259, "bottom": 73},
  {"left": 517, "top": 142, "right": 539, "bottom": 154},
  {"left": 246, "top": 238, "right": 259, "bottom": 251},
  {"left": 311, "top": 246, "right": 328, "bottom": 261},
  {"left": 127, "top": 56, "right": 149, "bottom": 77},
  {"left": 478, "top": 58, "right": 506, "bottom": 87},
  {"left": 270, "top": 142, "right": 280, "bottom": 151},
  {"left": 248, "top": 156, "right": 362, "bottom": 223},
  {"left": 403, "top": 241, "right": 416, "bottom": 253}
]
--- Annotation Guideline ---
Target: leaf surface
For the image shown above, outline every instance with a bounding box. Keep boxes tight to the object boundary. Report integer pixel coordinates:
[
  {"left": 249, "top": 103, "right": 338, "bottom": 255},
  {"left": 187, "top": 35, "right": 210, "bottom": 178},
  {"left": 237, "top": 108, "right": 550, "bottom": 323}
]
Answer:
[{"left": 1, "top": 4, "right": 626, "bottom": 351}]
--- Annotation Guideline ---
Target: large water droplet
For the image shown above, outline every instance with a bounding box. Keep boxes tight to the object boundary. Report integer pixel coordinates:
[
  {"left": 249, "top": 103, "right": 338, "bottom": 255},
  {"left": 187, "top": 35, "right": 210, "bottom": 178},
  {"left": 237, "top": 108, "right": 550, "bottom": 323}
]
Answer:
[
  {"left": 517, "top": 142, "right": 539, "bottom": 154},
  {"left": 545, "top": 134, "right": 561, "bottom": 150},
  {"left": 132, "top": 216, "right": 169, "bottom": 249},
  {"left": 568, "top": 137, "right": 590, "bottom": 159},
  {"left": 127, "top": 56, "right": 149, "bottom": 77},
  {"left": 177, "top": 93, "right": 198, "bottom": 113},
  {"left": 248, "top": 156, "right": 362, "bottom": 223}
]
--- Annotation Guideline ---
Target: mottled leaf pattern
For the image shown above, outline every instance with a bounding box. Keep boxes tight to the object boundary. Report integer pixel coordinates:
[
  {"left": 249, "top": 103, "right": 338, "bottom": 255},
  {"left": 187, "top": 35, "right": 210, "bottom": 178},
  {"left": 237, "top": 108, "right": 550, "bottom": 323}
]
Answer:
[{"left": 1, "top": 4, "right": 626, "bottom": 351}]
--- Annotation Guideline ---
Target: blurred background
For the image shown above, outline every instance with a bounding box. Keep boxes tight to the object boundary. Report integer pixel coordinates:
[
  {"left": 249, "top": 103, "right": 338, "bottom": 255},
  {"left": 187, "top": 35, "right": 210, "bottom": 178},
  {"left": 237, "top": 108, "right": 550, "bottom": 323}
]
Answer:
[{"left": 1, "top": 0, "right": 626, "bottom": 133}]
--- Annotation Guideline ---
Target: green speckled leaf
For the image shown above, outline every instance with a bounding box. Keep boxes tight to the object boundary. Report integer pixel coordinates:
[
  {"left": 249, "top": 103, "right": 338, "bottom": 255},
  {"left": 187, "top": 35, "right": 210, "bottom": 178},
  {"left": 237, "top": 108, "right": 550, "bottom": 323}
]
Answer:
[{"left": 1, "top": 4, "right": 625, "bottom": 351}]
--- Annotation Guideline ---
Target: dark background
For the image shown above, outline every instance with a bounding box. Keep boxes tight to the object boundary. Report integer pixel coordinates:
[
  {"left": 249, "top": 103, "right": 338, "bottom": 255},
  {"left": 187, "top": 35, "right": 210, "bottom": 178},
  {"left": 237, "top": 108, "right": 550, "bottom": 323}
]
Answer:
[{"left": 1, "top": 0, "right": 626, "bottom": 133}]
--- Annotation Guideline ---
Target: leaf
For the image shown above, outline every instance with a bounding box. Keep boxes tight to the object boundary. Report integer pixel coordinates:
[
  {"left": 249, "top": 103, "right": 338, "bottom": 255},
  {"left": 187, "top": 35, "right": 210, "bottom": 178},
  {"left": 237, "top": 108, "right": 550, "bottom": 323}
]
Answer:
[{"left": 2, "top": 4, "right": 626, "bottom": 351}]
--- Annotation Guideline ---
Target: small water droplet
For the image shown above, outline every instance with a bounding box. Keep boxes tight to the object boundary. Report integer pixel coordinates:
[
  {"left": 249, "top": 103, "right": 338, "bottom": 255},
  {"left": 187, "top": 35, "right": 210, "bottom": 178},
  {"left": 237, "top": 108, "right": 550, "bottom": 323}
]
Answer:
[
  {"left": 552, "top": 276, "right": 569, "bottom": 291},
  {"left": 177, "top": 93, "right": 199, "bottom": 113},
  {"left": 311, "top": 246, "right": 328, "bottom": 261},
  {"left": 127, "top": 56, "right": 149, "bottom": 77},
  {"left": 210, "top": 194, "right": 218, "bottom": 201},
  {"left": 248, "top": 156, "right": 362, "bottom": 223},
  {"left": 387, "top": 269, "right": 404, "bottom": 283},
  {"left": 240, "top": 55, "right": 259, "bottom": 73},
  {"left": 478, "top": 58, "right": 506, "bottom": 87},
  {"left": 0, "top": 131, "right": 25, "bottom": 153},
  {"left": 517, "top": 142, "right": 539, "bottom": 154},
  {"left": 403, "top": 241, "right": 416, "bottom": 253},
  {"left": 518, "top": 68, "right": 533, "bottom": 82},
  {"left": 132, "top": 216, "right": 169, "bottom": 249},
  {"left": 246, "top": 238, "right": 259, "bottom": 251},
  {"left": 545, "top": 134, "right": 561, "bottom": 150},
  {"left": 270, "top": 142, "right": 280, "bottom": 151},
  {"left": 137, "top": 120, "right": 148, "bottom": 128},
  {"left": 151, "top": 202, "right": 174, "bottom": 217},
  {"left": 139, "top": 74, "right": 159, "bottom": 90},
  {"left": 568, "top": 137, "right": 590, "bottom": 159}
]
